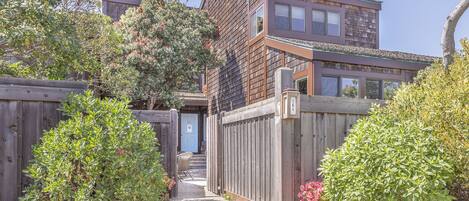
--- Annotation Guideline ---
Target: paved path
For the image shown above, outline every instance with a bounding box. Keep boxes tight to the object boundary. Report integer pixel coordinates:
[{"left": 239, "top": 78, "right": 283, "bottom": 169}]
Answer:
[{"left": 171, "top": 169, "right": 225, "bottom": 201}]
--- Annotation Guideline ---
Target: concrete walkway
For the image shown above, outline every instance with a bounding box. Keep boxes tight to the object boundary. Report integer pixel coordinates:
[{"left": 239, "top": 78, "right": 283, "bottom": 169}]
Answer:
[{"left": 171, "top": 169, "right": 225, "bottom": 201}]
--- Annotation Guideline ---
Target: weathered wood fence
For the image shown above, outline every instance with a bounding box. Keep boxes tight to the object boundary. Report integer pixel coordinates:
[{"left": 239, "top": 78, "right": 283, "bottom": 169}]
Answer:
[
  {"left": 132, "top": 110, "right": 179, "bottom": 197},
  {"left": 206, "top": 68, "right": 382, "bottom": 201},
  {"left": 0, "top": 77, "right": 178, "bottom": 200},
  {"left": 0, "top": 77, "right": 87, "bottom": 201}
]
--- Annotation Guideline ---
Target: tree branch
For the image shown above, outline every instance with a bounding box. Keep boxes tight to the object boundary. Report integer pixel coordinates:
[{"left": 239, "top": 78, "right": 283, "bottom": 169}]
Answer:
[{"left": 441, "top": 0, "right": 469, "bottom": 70}]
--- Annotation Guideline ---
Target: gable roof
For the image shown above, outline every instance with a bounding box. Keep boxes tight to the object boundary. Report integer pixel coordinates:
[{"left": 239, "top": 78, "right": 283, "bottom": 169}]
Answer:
[{"left": 266, "top": 35, "right": 437, "bottom": 64}]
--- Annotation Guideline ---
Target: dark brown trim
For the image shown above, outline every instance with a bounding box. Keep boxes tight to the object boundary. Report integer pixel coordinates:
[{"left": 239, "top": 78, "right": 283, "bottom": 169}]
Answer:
[
  {"left": 268, "top": 0, "right": 346, "bottom": 45},
  {"left": 263, "top": 45, "right": 269, "bottom": 99},
  {"left": 104, "top": 0, "right": 140, "bottom": 5},
  {"left": 307, "top": 61, "right": 314, "bottom": 95},
  {"left": 265, "top": 37, "right": 313, "bottom": 59},
  {"left": 248, "top": 32, "right": 265, "bottom": 46},
  {"left": 248, "top": 0, "right": 266, "bottom": 40},
  {"left": 293, "top": 61, "right": 314, "bottom": 96},
  {"left": 312, "top": 50, "right": 430, "bottom": 70}
]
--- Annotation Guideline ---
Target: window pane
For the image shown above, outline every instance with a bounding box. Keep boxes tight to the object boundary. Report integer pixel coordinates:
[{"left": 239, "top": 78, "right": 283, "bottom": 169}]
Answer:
[
  {"left": 250, "top": 13, "right": 257, "bottom": 37},
  {"left": 383, "top": 80, "right": 400, "bottom": 100},
  {"left": 327, "top": 12, "right": 340, "bottom": 36},
  {"left": 256, "top": 6, "right": 264, "bottom": 34},
  {"left": 275, "top": 4, "right": 289, "bottom": 30},
  {"left": 341, "top": 78, "right": 359, "bottom": 98},
  {"left": 366, "top": 80, "right": 381, "bottom": 99},
  {"left": 291, "top": 6, "right": 305, "bottom": 32},
  {"left": 312, "top": 10, "right": 326, "bottom": 35},
  {"left": 296, "top": 78, "right": 308, "bottom": 95},
  {"left": 321, "top": 76, "right": 338, "bottom": 96},
  {"left": 250, "top": 6, "right": 264, "bottom": 37}
]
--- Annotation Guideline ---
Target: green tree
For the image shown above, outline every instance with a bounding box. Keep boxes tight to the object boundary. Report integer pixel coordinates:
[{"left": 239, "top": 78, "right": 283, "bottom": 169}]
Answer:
[
  {"left": 0, "top": 0, "right": 123, "bottom": 82},
  {"left": 118, "top": 0, "right": 221, "bottom": 109},
  {"left": 0, "top": 0, "right": 81, "bottom": 79},
  {"left": 22, "top": 91, "right": 167, "bottom": 200}
]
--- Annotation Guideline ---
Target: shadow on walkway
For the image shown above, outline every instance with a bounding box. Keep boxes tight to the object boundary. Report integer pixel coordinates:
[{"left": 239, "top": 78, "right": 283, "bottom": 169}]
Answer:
[{"left": 171, "top": 166, "right": 224, "bottom": 201}]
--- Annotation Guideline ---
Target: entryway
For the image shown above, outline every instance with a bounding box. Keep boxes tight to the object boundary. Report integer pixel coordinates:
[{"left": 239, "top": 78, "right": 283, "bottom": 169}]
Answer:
[{"left": 181, "top": 113, "right": 199, "bottom": 153}]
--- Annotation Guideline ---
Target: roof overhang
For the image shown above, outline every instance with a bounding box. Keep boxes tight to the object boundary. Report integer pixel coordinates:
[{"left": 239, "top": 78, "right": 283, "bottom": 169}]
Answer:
[
  {"left": 175, "top": 92, "right": 208, "bottom": 107},
  {"left": 265, "top": 37, "right": 431, "bottom": 71}
]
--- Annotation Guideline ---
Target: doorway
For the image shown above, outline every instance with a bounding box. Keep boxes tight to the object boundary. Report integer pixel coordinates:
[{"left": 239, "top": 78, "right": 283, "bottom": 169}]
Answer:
[{"left": 180, "top": 113, "right": 199, "bottom": 153}]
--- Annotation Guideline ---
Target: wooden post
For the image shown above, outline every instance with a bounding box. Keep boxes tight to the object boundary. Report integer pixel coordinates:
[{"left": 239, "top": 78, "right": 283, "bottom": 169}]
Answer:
[
  {"left": 273, "top": 67, "right": 296, "bottom": 201},
  {"left": 169, "top": 109, "right": 179, "bottom": 197},
  {"left": 217, "top": 112, "right": 225, "bottom": 195}
]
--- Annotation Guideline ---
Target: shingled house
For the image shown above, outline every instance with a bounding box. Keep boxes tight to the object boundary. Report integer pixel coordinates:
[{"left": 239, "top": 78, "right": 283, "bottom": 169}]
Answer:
[
  {"left": 203, "top": 0, "right": 435, "bottom": 115},
  {"left": 102, "top": 0, "right": 435, "bottom": 153}
]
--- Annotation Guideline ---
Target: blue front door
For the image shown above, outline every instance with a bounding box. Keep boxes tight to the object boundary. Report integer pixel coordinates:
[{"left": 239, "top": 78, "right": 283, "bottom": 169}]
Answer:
[{"left": 181, "top": 113, "right": 199, "bottom": 153}]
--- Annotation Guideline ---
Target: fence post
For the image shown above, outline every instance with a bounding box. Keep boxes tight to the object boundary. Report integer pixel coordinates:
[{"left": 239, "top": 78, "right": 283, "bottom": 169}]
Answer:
[
  {"left": 217, "top": 111, "right": 225, "bottom": 195},
  {"left": 169, "top": 109, "right": 179, "bottom": 197},
  {"left": 273, "top": 67, "right": 296, "bottom": 201}
]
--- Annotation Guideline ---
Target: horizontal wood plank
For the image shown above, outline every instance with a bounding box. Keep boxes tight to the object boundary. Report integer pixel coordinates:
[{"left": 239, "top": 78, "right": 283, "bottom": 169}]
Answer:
[
  {"left": 223, "top": 98, "right": 275, "bottom": 124},
  {"left": 300, "top": 95, "right": 384, "bottom": 114},
  {"left": 0, "top": 77, "right": 87, "bottom": 89},
  {"left": 0, "top": 85, "right": 84, "bottom": 102},
  {"left": 132, "top": 110, "right": 171, "bottom": 123}
]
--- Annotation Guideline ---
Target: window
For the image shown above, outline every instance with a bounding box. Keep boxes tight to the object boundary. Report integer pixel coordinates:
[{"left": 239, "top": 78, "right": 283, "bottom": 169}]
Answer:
[
  {"left": 312, "top": 10, "right": 326, "bottom": 35},
  {"left": 312, "top": 10, "right": 341, "bottom": 36},
  {"left": 250, "top": 5, "right": 264, "bottom": 37},
  {"left": 321, "top": 76, "right": 338, "bottom": 97},
  {"left": 275, "top": 4, "right": 290, "bottom": 30},
  {"left": 291, "top": 6, "right": 305, "bottom": 32},
  {"left": 366, "top": 79, "right": 381, "bottom": 99},
  {"left": 383, "top": 80, "right": 400, "bottom": 100},
  {"left": 341, "top": 77, "right": 359, "bottom": 98},
  {"left": 295, "top": 77, "right": 308, "bottom": 95},
  {"left": 327, "top": 12, "right": 340, "bottom": 36}
]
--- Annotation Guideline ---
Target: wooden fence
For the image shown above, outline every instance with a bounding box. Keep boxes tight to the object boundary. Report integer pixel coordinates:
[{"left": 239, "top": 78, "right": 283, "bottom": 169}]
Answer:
[
  {"left": 132, "top": 110, "right": 178, "bottom": 197},
  {"left": 0, "top": 77, "right": 87, "bottom": 201},
  {"left": 0, "top": 78, "right": 178, "bottom": 200},
  {"left": 206, "top": 68, "right": 382, "bottom": 201}
]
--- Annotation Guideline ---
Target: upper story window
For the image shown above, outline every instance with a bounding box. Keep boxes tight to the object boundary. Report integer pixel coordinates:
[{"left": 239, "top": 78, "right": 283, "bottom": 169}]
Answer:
[
  {"left": 274, "top": 4, "right": 306, "bottom": 32},
  {"left": 250, "top": 5, "right": 264, "bottom": 37},
  {"left": 291, "top": 6, "right": 305, "bottom": 32},
  {"left": 312, "top": 9, "right": 341, "bottom": 37},
  {"left": 275, "top": 4, "right": 289, "bottom": 30}
]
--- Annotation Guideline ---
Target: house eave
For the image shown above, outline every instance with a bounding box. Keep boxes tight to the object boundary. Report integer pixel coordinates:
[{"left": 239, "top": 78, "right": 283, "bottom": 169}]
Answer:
[{"left": 265, "top": 36, "right": 435, "bottom": 70}]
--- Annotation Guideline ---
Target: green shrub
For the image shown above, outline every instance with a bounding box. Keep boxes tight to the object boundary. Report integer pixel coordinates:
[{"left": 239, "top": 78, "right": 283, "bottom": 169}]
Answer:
[
  {"left": 321, "top": 109, "right": 454, "bottom": 201},
  {"left": 22, "top": 91, "right": 167, "bottom": 200},
  {"left": 387, "top": 41, "right": 469, "bottom": 198}
]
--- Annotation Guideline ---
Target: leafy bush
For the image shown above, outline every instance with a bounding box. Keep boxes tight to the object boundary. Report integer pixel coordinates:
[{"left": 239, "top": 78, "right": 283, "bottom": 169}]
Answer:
[
  {"left": 22, "top": 91, "right": 167, "bottom": 200},
  {"left": 387, "top": 41, "right": 469, "bottom": 199},
  {"left": 298, "top": 181, "right": 324, "bottom": 201},
  {"left": 321, "top": 110, "right": 454, "bottom": 200},
  {"left": 321, "top": 40, "right": 469, "bottom": 200}
]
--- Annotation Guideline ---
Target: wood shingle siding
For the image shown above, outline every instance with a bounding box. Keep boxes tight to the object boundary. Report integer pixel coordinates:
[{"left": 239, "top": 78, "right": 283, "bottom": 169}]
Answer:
[{"left": 205, "top": 0, "right": 251, "bottom": 115}]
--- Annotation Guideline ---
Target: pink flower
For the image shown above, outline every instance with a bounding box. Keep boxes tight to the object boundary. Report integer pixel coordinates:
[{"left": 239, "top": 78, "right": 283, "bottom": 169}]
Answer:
[{"left": 297, "top": 181, "right": 324, "bottom": 201}]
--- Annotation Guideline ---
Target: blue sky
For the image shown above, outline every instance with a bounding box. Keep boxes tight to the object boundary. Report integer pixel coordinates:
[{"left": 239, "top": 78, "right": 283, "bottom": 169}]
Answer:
[
  {"left": 380, "top": 0, "right": 469, "bottom": 56},
  {"left": 182, "top": 0, "right": 468, "bottom": 56}
]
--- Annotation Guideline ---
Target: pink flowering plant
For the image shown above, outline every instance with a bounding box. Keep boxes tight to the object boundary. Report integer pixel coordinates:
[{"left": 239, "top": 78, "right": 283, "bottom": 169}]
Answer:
[{"left": 298, "top": 181, "right": 324, "bottom": 201}]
